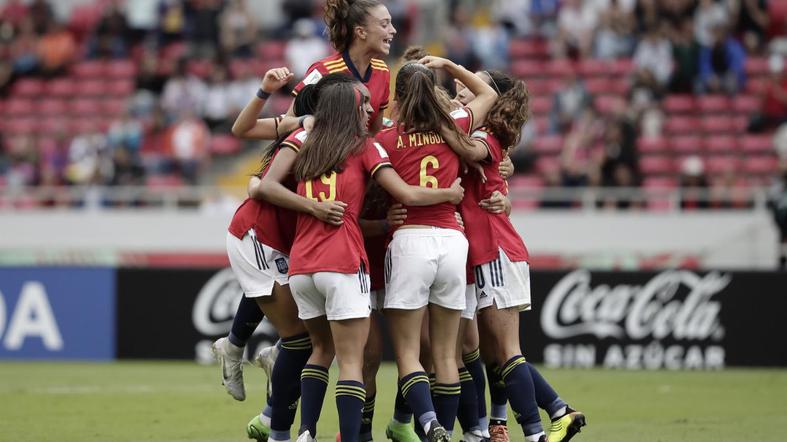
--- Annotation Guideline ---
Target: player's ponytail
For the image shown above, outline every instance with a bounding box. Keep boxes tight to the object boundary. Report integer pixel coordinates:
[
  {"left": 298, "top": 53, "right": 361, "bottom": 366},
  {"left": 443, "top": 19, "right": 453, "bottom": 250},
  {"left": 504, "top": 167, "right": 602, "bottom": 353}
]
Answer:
[
  {"left": 324, "top": 0, "right": 382, "bottom": 52},
  {"left": 395, "top": 62, "right": 471, "bottom": 148},
  {"left": 294, "top": 82, "right": 367, "bottom": 181},
  {"left": 483, "top": 70, "right": 529, "bottom": 151}
]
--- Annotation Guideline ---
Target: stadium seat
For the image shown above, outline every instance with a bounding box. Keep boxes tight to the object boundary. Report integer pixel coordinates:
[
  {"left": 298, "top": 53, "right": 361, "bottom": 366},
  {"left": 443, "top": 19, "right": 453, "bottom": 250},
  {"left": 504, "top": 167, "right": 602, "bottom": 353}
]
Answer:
[
  {"left": 508, "top": 175, "right": 545, "bottom": 189},
  {"left": 147, "top": 174, "right": 185, "bottom": 188},
  {"left": 742, "top": 155, "right": 779, "bottom": 174},
  {"left": 594, "top": 95, "right": 622, "bottom": 114},
  {"left": 37, "top": 98, "right": 68, "bottom": 116},
  {"left": 107, "top": 79, "right": 135, "bottom": 96},
  {"left": 745, "top": 77, "right": 768, "bottom": 94},
  {"left": 701, "top": 115, "right": 736, "bottom": 133},
  {"left": 229, "top": 59, "right": 252, "bottom": 79},
  {"left": 663, "top": 95, "right": 695, "bottom": 113},
  {"left": 69, "top": 117, "right": 97, "bottom": 134},
  {"left": 101, "top": 98, "right": 128, "bottom": 116},
  {"left": 71, "top": 61, "right": 105, "bottom": 78},
  {"left": 704, "top": 135, "right": 737, "bottom": 153},
  {"left": 740, "top": 135, "right": 773, "bottom": 153},
  {"left": 532, "top": 135, "right": 564, "bottom": 154},
  {"left": 210, "top": 135, "right": 241, "bottom": 155},
  {"left": 511, "top": 60, "right": 543, "bottom": 78},
  {"left": 696, "top": 95, "right": 731, "bottom": 113},
  {"left": 665, "top": 116, "right": 699, "bottom": 134},
  {"left": 745, "top": 57, "right": 769, "bottom": 77},
  {"left": 46, "top": 78, "right": 77, "bottom": 97},
  {"left": 637, "top": 137, "right": 669, "bottom": 154},
  {"left": 5, "top": 117, "right": 37, "bottom": 134},
  {"left": 535, "top": 157, "right": 561, "bottom": 174},
  {"left": 76, "top": 80, "right": 106, "bottom": 96},
  {"left": 187, "top": 59, "right": 213, "bottom": 79},
  {"left": 530, "top": 116, "right": 549, "bottom": 133},
  {"left": 642, "top": 176, "right": 678, "bottom": 188},
  {"left": 105, "top": 59, "right": 137, "bottom": 78},
  {"left": 530, "top": 96, "right": 552, "bottom": 115},
  {"left": 671, "top": 135, "right": 703, "bottom": 154},
  {"left": 704, "top": 155, "right": 739, "bottom": 173},
  {"left": 546, "top": 59, "right": 575, "bottom": 77},
  {"left": 11, "top": 78, "right": 45, "bottom": 97},
  {"left": 71, "top": 98, "right": 102, "bottom": 115},
  {"left": 4, "top": 98, "right": 35, "bottom": 116},
  {"left": 509, "top": 39, "right": 548, "bottom": 59},
  {"left": 257, "top": 41, "right": 287, "bottom": 60},
  {"left": 578, "top": 59, "right": 610, "bottom": 77},
  {"left": 585, "top": 77, "right": 614, "bottom": 95},
  {"left": 612, "top": 58, "right": 635, "bottom": 76},
  {"left": 639, "top": 155, "right": 674, "bottom": 175},
  {"left": 40, "top": 117, "right": 67, "bottom": 134},
  {"left": 732, "top": 95, "right": 760, "bottom": 114}
]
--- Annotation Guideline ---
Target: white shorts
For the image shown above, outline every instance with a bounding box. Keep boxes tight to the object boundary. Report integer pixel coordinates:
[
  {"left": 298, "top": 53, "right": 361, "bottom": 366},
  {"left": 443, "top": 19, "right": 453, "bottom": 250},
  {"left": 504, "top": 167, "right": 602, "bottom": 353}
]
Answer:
[
  {"left": 384, "top": 228, "right": 468, "bottom": 311},
  {"left": 370, "top": 289, "right": 385, "bottom": 311},
  {"left": 475, "top": 248, "right": 531, "bottom": 311},
  {"left": 289, "top": 271, "right": 372, "bottom": 321},
  {"left": 461, "top": 284, "right": 477, "bottom": 320},
  {"left": 226, "top": 230, "right": 289, "bottom": 297}
]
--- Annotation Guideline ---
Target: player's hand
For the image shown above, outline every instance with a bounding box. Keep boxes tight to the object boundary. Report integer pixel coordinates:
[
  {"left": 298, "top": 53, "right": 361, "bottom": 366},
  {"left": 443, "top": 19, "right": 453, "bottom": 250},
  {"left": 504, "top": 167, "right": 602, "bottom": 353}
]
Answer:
[
  {"left": 479, "top": 191, "right": 510, "bottom": 214},
  {"left": 386, "top": 203, "right": 407, "bottom": 226},
  {"left": 418, "top": 56, "right": 454, "bottom": 70},
  {"left": 312, "top": 200, "right": 347, "bottom": 226},
  {"left": 261, "top": 67, "right": 294, "bottom": 94},
  {"left": 454, "top": 211, "right": 465, "bottom": 229},
  {"left": 448, "top": 177, "right": 465, "bottom": 205},
  {"left": 499, "top": 156, "right": 514, "bottom": 180},
  {"left": 469, "top": 161, "right": 487, "bottom": 183},
  {"left": 303, "top": 115, "right": 315, "bottom": 132}
]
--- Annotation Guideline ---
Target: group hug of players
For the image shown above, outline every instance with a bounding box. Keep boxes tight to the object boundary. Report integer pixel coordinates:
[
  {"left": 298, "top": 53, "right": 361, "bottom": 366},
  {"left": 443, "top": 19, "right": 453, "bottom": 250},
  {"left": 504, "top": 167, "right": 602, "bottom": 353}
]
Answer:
[{"left": 210, "top": 2, "right": 586, "bottom": 442}]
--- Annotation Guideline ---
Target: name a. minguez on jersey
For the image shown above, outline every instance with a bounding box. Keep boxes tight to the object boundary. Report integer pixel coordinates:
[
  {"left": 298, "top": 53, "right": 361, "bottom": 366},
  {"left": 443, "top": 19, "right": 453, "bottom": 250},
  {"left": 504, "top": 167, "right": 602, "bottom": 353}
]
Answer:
[
  {"left": 538, "top": 269, "right": 730, "bottom": 370},
  {"left": 396, "top": 131, "right": 446, "bottom": 150}
]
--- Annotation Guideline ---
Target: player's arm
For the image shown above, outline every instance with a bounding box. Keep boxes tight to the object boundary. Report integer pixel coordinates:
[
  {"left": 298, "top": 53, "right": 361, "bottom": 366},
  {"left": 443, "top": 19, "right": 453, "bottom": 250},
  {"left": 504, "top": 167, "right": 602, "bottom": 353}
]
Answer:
[
  {"left": 253, "top": 148, "right": 347, "bottom": 225},
  {"left": 479, "top": 190, "right": 512, "bottom": 216},
  {"left": 231, "top": 67, "right": 296, "bottom": 139},
  {"left": 420, "top": 56, "right": 498, "bottom": 129},
  {"left": 374, "top": 167, "right": 464, "bottom": 206}
]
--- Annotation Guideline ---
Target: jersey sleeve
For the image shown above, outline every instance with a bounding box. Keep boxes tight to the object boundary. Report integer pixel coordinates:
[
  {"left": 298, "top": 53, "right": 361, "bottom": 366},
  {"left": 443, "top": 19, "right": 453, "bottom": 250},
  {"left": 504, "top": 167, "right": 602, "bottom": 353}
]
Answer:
[
  {"left": 364, "top": 140, "right": 393, "bottom": 177},
  {"left": 450, "top": 106, "right": 475, "bottom": 135},
  {"left": 471, "top": 128, "right": 501, "bottom": 163},
  {"left": 292, "top": 63, "right": 327, "bottom": 96},
  {"left": 280, "top": 128, "right": 308, "bottom": 152}
]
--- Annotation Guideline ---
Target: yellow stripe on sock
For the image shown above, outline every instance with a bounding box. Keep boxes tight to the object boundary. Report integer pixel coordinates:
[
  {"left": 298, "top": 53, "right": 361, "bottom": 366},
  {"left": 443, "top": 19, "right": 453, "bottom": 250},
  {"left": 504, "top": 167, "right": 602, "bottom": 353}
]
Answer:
[
  {"left": 400, "top": 375, "right": 429, "bottom": 396},
  {"left": 501, "top": 356, "right": 527, "bottom": 380},
  {"left": 463, "top": 348, "right": 481, "bottom": 364}
]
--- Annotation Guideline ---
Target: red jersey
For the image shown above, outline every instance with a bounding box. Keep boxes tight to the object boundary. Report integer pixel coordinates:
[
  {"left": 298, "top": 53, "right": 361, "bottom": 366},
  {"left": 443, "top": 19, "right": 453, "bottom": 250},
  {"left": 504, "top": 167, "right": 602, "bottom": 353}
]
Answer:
[
  {"left": 459, "top": 128, "right": 529, "bottom": 266},
  {"left": 227, "top": 130, "right": 306, "bottom": 254},
  {"left": 375, "top": 107, "right": 474, "bottom": 231},
  {"left": 293, "top": 52, "right": 390, "bottom": 125},
  {"left": 288, "top": 139, "right": 392, "bottom": 276}
]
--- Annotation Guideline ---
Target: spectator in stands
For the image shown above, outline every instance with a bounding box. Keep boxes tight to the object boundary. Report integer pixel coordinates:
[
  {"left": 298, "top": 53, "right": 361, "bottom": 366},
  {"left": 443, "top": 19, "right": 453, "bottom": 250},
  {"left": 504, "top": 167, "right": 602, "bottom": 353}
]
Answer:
[
  {"left": 168, "top": 112, "right": 210, "bottom": 184},
  {"left": 679, "top": 155, "right": 711, "bottom": 210},
  {"left": 729, "top": 0, "right": 769, "bottom": 52},
  {"left": 1, "top": 0, "right": 28, "bottom": 28},
  {"left": 555, "top": 0, "right": 598, "bottom": 58},
  {"left": 28, "top": 0, "right": 53, "bottom": 35},
  {"left": 219, "top": 0, "right": 256, "bottom": 58},
  {"left": 600, "top": 163, "right": 639, "bottom": 209},
  {"left": 473, "top": 19, "right": 510, "bottom": 70},
  {"left": 694, "top": 0, "right": 729, "bottom": 48},
  {"left": 750, "top": 55, "right": 787, "bottom": 132},
  {"left": 88, "top": 1, "right": 130, "bottom": 59},
  {"left": 110, "top": 146, "right": 146, "bottom": 187},
  {"left": 187, "top": 0, "right": 224, "bottom": 59},
  {"left": 161, "top": 59, "right": 207, "bottom": 120},
  {"left": 698, "top": 22, "right": 746, "bottom": 94},
  {"left": 633, "top": 0, "right": 659, "bottom": 33},
  {"left": 108, "top": 107, "right": 144, "bottom": 153},
  {"left": 36, "top": 21, "right": 76, "bottom": 76},
  {"left": 38, "top": 130, "right": 70, "bottom": 186},
  {"left": 768, "top": 159, "right": 787, "bottom": 268},
  {"left": 282, "top": 0, "right": 317, "bottom": 28},
  {"left": 491, "top": 0, "right": 532, "bottom": 36},
  {"left": 10, "top": 17, "right": 39, "bottom": 75},
  {"left": 285, "top": 18, "right": 329, "bottom": 78},
  {"left": 124, "top": 0, "right": 158, "bottom": 43},
  {"left": 633, "top": 24, "right": 674, "bottom": 90},
  {"left": 595, "top": 0, "right": 636, "bottom": 59},
  {"left": 5, "top": 135, "right": 38, "bottom": 188},
  {"left": 158, "top": 0, "right": 187, "bottom": 45},
  {"left": 444, "top": 5, "right": 481, "bottom": 71},
  {"left": 228, "top": 60, "right": 258, "bottom": 113},
  {"left": 669, "top": 18, "right": 701, "bottom": 93},
  {"left": 66, "top": 123, "right": 111, "bottom": 186},
  {"left": 560, "top": 108, "right": 604, "bottom": 188},
  {"left": 660, "top": 0, "right": 696, "bottom": 28},
  {"left": 201, "top": 65, "right": 233, "bottom": 132},
  {"left": 640, "top": 102, "right": 665, "bottom": 138},
  {"left": 550, "top": 70, "right": 592, "bottom": 133},
  {"left": 600, "top": 115, "right": 639, "bottom": 185},
  {"left": 135, "top": 50, "right": 166, "bottom": 95}
]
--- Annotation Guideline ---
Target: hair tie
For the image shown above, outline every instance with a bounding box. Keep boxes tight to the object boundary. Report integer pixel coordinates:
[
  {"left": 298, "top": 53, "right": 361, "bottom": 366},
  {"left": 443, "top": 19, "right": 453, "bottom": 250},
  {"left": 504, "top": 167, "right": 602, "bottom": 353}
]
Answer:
[{"left": 483, "top": 70, "right": 502, "bottom": 95}]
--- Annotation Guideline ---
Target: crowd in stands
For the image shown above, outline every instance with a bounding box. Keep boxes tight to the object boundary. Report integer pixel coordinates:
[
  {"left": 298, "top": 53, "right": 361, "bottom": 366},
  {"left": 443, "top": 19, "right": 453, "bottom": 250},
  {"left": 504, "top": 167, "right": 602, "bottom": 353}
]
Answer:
[{"left": 1, "top": 0, "right": 786, "bottom": 211}]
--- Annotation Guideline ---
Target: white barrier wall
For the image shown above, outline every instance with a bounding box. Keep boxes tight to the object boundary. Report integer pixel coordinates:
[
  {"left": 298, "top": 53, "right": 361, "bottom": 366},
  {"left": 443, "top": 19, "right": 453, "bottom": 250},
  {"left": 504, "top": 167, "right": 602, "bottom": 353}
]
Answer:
[{"left": 0, "top": 209, "right": 780, "bottom": 269}]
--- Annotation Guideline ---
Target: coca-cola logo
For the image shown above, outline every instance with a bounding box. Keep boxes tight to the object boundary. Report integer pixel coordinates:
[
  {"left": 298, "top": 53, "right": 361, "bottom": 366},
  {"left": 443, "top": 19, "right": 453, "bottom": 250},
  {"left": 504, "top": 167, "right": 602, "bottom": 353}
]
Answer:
[
  {"left": 192, "top": 268, "right": 244, "bottom": 336},
  {"left": 541, "top": 270, "right": 730, "bottom": 341}
]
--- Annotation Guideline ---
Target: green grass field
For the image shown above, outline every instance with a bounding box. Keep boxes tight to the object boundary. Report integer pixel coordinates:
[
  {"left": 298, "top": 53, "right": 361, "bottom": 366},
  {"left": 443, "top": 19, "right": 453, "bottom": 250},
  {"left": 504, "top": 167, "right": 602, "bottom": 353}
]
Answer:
[{"left": 0, "top": 362, "right": 785, "bottom": 441}]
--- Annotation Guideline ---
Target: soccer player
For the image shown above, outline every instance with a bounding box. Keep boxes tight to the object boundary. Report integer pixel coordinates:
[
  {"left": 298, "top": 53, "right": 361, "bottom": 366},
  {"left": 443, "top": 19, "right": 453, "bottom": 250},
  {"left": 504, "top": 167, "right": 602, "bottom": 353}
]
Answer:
[
  {"left": 449, "top": 69, "right": 588, "bottom": 442},
  {"left": 266, "top": 80, "right": 463, "bottom": 442},
  {"left": 374, "top": 57, "right": 498, "bottom": 441}
]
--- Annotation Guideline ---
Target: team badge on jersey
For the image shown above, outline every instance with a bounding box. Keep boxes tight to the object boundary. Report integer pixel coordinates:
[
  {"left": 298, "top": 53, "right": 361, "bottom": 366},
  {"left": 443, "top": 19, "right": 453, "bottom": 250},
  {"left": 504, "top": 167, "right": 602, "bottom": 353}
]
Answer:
[
  {"left": 275, "top": 258, "right": 289, "bottom": 274},
  {"left": 450, "top": 108, "right": 470, "bottom": 119},
  {"left": 302, "top": 69, "right": 323, "bottom": 86},
  {"left": 295, "top": 130, "right": 309, "bottom": 143},
  {"left": 472, "top": 130, "right": 488, "bottom": 139}
]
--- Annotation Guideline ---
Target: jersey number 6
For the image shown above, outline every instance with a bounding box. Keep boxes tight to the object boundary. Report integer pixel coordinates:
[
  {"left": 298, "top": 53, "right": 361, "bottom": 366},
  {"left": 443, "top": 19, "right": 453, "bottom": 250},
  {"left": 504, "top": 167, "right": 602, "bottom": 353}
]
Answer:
[
  {"left": 419, "top": 155, "right": 439, "bottom": 188},
  {"left": 305, "top": 172, "right": 337, "bottom": 201}
]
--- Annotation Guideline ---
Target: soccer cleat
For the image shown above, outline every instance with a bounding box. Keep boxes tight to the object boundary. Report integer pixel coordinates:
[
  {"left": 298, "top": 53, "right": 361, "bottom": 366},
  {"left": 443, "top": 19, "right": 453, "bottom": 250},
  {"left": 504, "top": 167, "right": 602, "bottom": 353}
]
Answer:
[
  {"left": 296, "top": 430, "right": 317, "bottom": 442},
  {"left": 385, "top": 419, "right": 421, "bottom": 442},
  {"left": 212, "top": 337, "right": 245, "bottom": 401},
  {"left": 246, "top": 415, "right": 271, "bottom": 441},
  {"left": 462, "top": 430, "right": 487, "bottom": 442},
  {"left": 426, "top": 422, "right": 450, "bottom": 442},
  {"left": 488, "top": 423, "right": 509, "bottom": 442},
  {"left": 254, "top": 343, "right": 280, "bottom": 401},
  {"left": 548, "top": 410, "right": 586, "bottom": 442}
]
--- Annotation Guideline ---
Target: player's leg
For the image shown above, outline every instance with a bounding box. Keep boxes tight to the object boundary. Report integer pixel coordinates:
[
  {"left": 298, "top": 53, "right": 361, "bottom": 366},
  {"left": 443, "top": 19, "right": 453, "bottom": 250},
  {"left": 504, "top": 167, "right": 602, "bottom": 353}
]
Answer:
[
  {"left": 461, "top": 316, "right": 490, "bottom": 438},
  {"left": 386, "top": 312, "right": 428, "bottom": 442},
  {"left": 479, "top": 323, "right": 509, "bottom": 441},
  {"left": 360, "top": 310, "right": 383, "bottom": 442},
  {"left": 526, "top": 362, "right": 586, "bottom": 442},
  {"left": 330, "top": 316, "right": 370, "bottom": 442},
  {"left": 456, "top": 304, "right": 484, "bottom": 442}
]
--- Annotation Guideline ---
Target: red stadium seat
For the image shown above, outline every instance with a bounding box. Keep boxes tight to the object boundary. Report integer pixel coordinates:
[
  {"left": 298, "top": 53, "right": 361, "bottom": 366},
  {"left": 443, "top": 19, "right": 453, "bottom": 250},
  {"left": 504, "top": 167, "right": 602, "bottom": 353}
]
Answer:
[
  {"left": 704, "top": 155, "right": 739, "bottom": 173},
  {"left": 745, "top": 57, "right": 769, "bottom": 77},
  {"left": 76, "top": 80, "right": 106, "bottom": 96},
  {"left": 511, "top": 60, "right": 543, "bottom": 78},
  {"left": 101, "top": 98, "right": 128, "bottom": 116},
  {"left": 637, "top": 137, "right": 669, "bottom": 154},
  {"left": 740, "top": 135, "right": 773, "bottom": 153},
  {"left": 11, "top": 78, "right": 45, "bottom": 97},
  {"left": 229, "top": 59, "right": 252, "bottom": 79},
  {"left": 732, "top": 95, "right": 761, "bottom": 114},
  {"left": 671, "top": 135, "right": 703, "bottom": 154},
  {"left": 187, "top": 59, "right": 213, "bottom": 79},
  {"left": 40, "top": 116, "right": 68, "bottom": 134},
  {"left": 37, "top": 98, "right": 68, "bottom": 116},
  {"left": 71, "top": 61, "right": 105, "bottom": 78},
  {"left": 584, "top": 77, "right": 614, "bottom": 95},
  {"left": 530, "top": 96, "right": 552, "bottom": 115},
  {"left": 5, "top": 117, "right": 37, "bottom": 134},
  {"left": 71, "top": 98, "right": 102, "bottom": 114},
  {"left": 612, "top": 58, "right": 635, "bottom": 76},
  {"left": 594, "top": 95, "right": 623, "bottom": 114},
  {"left": 4, "top": 98, "right": 35, "bottom": 116},
  {"left": 704, "top": 136, "right": 737, "bottom": 153},
  {"left": 535, "top": 157, "right": 561, "bottom": 174},
  {"left": 530, "top": 116, "right": 549, "bottom": 133},
  {"left": 508, "top": 175, "right": 545, "bottom": 189},
  {"left": 107, "top": 79, "right": 135, "bottom": 96},
  {"left": 147, "top": 174, "right": 184, "bottom": 188},
  {"left": 639, "top": 155, "right": 674, "bottom": 175},
  {"left": 105, "top": 59, "right": 137, "bottom": 78},
  {"left": 745, "top": 77, "right": 768, "bottom": 94},
  {"left": 696, "top": 95, "right": 731, "bottom": 113},
  {"left": 47, "top": 78, "right": 77, "bottom": 97},
  {"left": 532, "top": 136, "right": 563, "bottom": 154},
  {"left": 578, "top": 59, "right": 610, "bottom": 77},
  {"left": 664, "top": 116, "right": 699, "bottom": 134},
  {"left": 546, "top": 59, "right": 575, "bottom": 77},
  {"left": 210, "top": 134, "right": 241, "bottom": 155},
  {"left": 256, "top": 41, "right": 287, "bottom": 60},
  {"left": 642, "top": 176, "right": 678, "bottom": 188},
  {"left": 742, "top": 155, "right": 779, "bottom": 174},
  {"left": 663, "top": 95, "right": 695, "bottom": 113},
  {"left": 701, "top": 115, "right": 736, "bottom": 133},
  {"left": 509, "top": 39, "right": 548, "bottom": 59}
]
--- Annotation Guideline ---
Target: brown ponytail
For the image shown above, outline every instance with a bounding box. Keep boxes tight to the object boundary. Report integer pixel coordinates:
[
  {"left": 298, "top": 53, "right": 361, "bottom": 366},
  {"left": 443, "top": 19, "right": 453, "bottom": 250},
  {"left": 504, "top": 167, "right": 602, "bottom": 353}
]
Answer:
[
  {"left": 324, "top": 0, "right": 382, "bottom": 52},
  {"left": 483, "top": 70, "right": 530, "bottom": 150}
]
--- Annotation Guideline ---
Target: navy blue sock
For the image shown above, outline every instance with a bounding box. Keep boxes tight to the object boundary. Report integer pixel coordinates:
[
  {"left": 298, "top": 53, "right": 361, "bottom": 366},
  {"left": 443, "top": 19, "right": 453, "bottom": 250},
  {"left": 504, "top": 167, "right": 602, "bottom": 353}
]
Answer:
[
  {"left": 336, "top": 380, "right": 366, "bottom": 442},
  {"left": 228, "top": 294, "right": 264, "bottom": 347},
  {"left": 299, "top": 364, "right": 329, "bottom": 438},
  {"left": 501, "top": 356, "right": 542, "bottom": 436},
  {"left": 527, "top": 362, "right": 568, "bottom": 418},
  {"left": 359, "top": 393, "right": 375, "bottom": 441},
  {"left": 463, "top": 349, "right": 487, "bottom": 427},
  {"left": 457, "top": 367, "right": 481, "bottom": 433},
  {"left": 393, "top": 384, "right": 412, "bottom": 423},
  {"left": 432, "top": 382, "right": 461, "bottom": 434},
  {"left": 270, "top": 334, "right": 312, "bottom": 433},
  {"left": 399, "top": 371, "right": 437, "bottom": 434},
  {"left": 486, "top": 363, "right": 508, "bottom": 421}
]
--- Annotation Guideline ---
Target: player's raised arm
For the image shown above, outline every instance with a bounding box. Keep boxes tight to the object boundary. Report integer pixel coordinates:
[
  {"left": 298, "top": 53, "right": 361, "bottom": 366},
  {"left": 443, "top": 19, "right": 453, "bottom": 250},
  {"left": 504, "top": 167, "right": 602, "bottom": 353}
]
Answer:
[
  {"left": 420, "top": 56, "right": 498, "bottom": 129},
  {"left": 231, "top": 67, "right": 299, "bottom": 139}
]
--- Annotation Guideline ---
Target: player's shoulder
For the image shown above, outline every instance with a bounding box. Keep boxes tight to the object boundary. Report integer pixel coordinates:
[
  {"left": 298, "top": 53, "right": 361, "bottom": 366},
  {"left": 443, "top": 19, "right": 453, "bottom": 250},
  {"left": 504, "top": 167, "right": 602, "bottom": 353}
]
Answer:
[
  {"left": 370, "top": 58, "right": 390, "bottom": 73},
  {"left": 317, "top": 53, "right": 349, "bottom": 74},
  {"left": 281, "top": 128, "right": 308, "bottom": 151}
]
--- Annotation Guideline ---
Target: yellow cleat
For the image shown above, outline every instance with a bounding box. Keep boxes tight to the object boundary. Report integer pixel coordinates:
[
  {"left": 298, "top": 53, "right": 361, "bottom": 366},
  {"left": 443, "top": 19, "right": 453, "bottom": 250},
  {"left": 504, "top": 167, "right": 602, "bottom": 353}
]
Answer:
[{"left": 547, "top": 410, "right": 586, "bottom": 442}]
